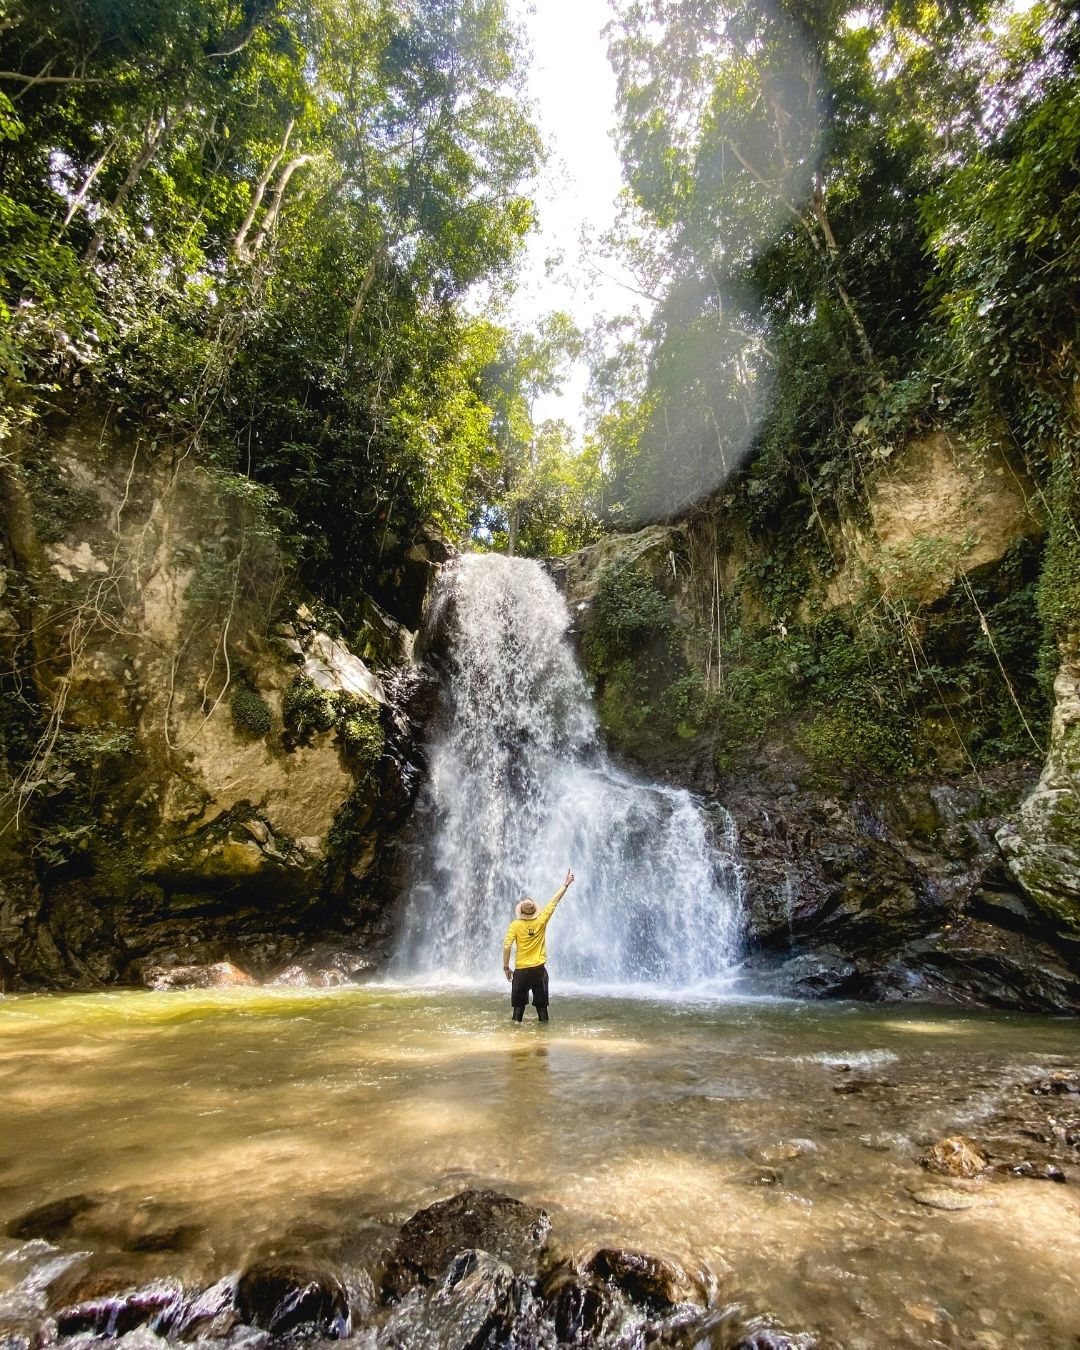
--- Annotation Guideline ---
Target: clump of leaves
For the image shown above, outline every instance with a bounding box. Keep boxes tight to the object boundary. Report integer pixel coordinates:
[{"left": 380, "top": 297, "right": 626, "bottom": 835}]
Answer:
[
  {"left": 282, "top": 674, "right": 384, "bottom": 768},
  {"left": 282, "top": 676, "right": 338, "bottom": 743},
  {"left": 339, "top": 703, "right": 384, "bottom": 764}
]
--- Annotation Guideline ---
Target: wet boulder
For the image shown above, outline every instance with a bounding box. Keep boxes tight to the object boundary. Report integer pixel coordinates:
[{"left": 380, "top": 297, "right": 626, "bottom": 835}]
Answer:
[
  {"left": 166, "top": 1275, "right": 238, "bottom": 1340},
  {"left": 381, "top": 1189, "right": 550, "bottom": 1301},
  {"left": 379, "top": 1249, "right": 522, "bottom": 1350},
  {"left": 919, "top": 1135, "right": 989, "bottom": 1178},
  {"left": 235, "top": 1259, "right": 349, "bottom": 1338},
  {"left": 541, "top": 1265, "right": 614, "bottom": 1346},
  {"left": 0, "top": 1314, "right": 55, "bottom": 1350},
  {"left": 142, "top": 962, "right": 257, "bottom": 991},
  {"left": 580, "top": 1248, "right": 704, "bottom": 1312},
  {"left": 55, "top": 1279, "right": 186, "bottom": 1338}
]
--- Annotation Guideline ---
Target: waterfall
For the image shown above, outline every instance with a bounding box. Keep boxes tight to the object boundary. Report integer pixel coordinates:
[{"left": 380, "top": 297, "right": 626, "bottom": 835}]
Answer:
[{"left": 393, "top": 553, "right": 743, "bottom": 993}]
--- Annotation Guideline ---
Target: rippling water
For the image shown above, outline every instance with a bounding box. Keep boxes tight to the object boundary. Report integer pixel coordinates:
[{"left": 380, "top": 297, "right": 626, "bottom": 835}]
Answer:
[{"left": 1, "top": 987, "right": 1078, "bottom": 1348}]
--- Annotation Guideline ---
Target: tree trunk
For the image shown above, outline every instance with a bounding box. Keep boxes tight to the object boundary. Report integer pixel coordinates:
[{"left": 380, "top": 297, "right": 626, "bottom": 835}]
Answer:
[{"left": 83, "top": 99, "right": 192, "bottom": 265}]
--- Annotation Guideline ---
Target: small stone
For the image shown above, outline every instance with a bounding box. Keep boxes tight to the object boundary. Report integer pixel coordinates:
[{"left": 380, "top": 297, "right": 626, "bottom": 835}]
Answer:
[
  {"left": 745, "top": 1168, "right": 782, "bottom": 1186},
  {"left": 748, "top": 1141, "right": 804, "bottom": 1165},
  {"left": 919, "top": 1135, "right": 989, "bottom": 1178},
  {"left": 1029, "top": 1072, "right": 1080, "bottom": 1096},
  {"left": 995, "top": 1159, "right": 1067, "bottom": 1183}
]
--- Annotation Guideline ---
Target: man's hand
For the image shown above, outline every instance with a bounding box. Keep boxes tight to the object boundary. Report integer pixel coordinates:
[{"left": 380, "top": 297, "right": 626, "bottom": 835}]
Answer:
[
  {"left": 504, "top": 966, "right": 513, "bottom": 982},
  {"left": 564, "top": 869, "right": 575, "bottom": 888}
]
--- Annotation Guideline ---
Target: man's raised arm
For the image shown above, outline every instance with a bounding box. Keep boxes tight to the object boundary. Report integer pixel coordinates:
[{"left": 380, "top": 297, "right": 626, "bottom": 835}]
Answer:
[{"left": 540, "top": 869, "right": 574, "bottom": 921}]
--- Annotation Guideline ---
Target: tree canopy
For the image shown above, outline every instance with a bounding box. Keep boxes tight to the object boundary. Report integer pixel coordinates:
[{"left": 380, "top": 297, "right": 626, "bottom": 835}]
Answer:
[{"left": 1, "top": 0, "right": 543, "bottom": 599}]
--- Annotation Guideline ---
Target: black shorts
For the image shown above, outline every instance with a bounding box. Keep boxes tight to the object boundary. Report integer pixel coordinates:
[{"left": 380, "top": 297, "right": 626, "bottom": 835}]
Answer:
[{"left": 511, "top": 964, "right": 549, "bottom": 1009}]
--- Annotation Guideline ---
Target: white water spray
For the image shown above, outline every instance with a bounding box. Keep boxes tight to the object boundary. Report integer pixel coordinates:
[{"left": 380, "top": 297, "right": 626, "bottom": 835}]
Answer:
[{"left": 393, "top": 554, "right": 743, "bottom": 992}]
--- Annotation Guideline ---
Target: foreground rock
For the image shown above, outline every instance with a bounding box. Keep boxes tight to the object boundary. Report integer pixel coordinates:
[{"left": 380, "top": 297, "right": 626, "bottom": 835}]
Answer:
[
  {"left": 580, "top": 1248, "right": 704, "bottom": 1312},
  {"left": 7, "top": 1187, "right": 821, "bottom": 1350},
  {"left": 235, "top": 1258, "right": 349, "bottom": 1338},
  {"left": 381, "top": 1189, "right": 550, "bottom": 1301},
  {"left": 379, "top": 1249, "right": 523, "bottom": 1349}
]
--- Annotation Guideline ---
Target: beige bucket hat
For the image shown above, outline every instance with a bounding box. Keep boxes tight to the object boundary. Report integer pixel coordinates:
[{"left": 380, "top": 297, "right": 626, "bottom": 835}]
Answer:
[{"left": 515, "top": 898, "right": 538, "bottom": 919}]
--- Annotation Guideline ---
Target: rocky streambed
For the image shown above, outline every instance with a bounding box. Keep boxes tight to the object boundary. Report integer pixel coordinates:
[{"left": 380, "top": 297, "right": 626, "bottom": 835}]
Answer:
[{"left": 2, "top": 988, "right": 1079, "bottom": 1349}]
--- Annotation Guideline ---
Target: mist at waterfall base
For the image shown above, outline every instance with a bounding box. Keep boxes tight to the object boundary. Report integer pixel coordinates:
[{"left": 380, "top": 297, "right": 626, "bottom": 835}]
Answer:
[{"left": 392, "top": 554, "right": 743, "bottom": 998}]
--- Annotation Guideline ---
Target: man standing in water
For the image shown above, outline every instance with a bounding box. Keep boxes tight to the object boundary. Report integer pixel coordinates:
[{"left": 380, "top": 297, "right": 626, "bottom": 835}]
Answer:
[{"left": 502, "top": 869, "right": 574, "bottom": 1022}]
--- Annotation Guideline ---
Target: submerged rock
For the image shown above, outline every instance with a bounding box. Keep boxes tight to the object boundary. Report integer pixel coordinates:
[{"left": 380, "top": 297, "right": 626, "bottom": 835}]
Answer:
[
  {"left": 907, "top": 1185, "right": 981, "bottom": 1211},
  {"left": 652, "top": 1306, "right": 817, "bottom": 1349},
  {"left": 994, "top": 1160, "right": 1067, "bottom": 1183},
  {"left": 919, "top": 1135, "right": 989, "bottom": 1178},
  {"left": 235, "top": 1258, "right": 349, "bottom": 1338},
  {"left": 1028, "top": 1072, "right": 1080, "bottom": 1096},
  {"left": 6, "top": 1194, "right": 101, "bottom": 1241},
  {"left": 381, "top": 1190, "right": 550, "bottom": 1302},
  {"left": 142, "top": 963, "right": 257, "bottom": 992}
]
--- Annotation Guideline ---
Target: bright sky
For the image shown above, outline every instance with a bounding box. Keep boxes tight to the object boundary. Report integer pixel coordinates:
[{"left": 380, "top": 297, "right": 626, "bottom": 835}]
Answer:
[{"left": 507, "top": 0, "right": 633, "bottom": 430}]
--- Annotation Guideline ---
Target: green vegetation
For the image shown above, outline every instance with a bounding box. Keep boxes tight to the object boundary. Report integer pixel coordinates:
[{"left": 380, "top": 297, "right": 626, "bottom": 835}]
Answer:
[
  {"left": 573, "top": 0, "right": 1078, "bottom": 779},
  {"left": 282, "top": 674, "right": 384, "bottom": 770},
  {"left": 583, "top": 564, "right": 673, "bottom": 676},
  {"left": 0, "top": 0, "right": 544, "bottom": 597},
  {"left": 229, "top": 684, "right": 272, "bottom": 739}
]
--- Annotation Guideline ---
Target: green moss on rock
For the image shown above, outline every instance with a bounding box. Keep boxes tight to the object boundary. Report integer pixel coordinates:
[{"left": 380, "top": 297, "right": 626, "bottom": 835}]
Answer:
[{"left": 230, "top": 684, "right": 273, "bottom": 738}]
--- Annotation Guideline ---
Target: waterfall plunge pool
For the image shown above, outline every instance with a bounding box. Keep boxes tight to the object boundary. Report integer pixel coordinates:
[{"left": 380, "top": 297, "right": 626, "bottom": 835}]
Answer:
[{"left": 2, "top": 985, "right": 1078, "bottom": 1349}]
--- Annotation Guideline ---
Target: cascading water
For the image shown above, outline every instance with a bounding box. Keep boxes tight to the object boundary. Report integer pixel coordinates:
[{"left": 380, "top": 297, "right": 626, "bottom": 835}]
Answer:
[{"left": 393, "top": 553, "right": 743, "bottom": 992}]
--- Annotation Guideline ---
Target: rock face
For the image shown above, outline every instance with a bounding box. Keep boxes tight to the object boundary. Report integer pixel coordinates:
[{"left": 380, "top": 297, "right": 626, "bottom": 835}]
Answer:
[
  {"left": 0, "top": 410, "right": 444, "bottom": 989},
  {"left": 551, "top": 428, "right": 1080, "bottom": 1012},
  {"left": 998, "top": 636, "right": 1080, "bottom": 934}
]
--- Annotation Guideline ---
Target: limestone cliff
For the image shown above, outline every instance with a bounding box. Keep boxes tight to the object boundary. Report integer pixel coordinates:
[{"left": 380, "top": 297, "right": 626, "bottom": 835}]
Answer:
[{"left": 0, "top": 410, "right": 444, "bottom": 989}]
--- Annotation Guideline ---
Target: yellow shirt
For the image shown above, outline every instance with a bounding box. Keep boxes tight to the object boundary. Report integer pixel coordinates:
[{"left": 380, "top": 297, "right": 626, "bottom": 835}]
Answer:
[{"left": 503, "top": 895, "right": 562, "bottom": 969}]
